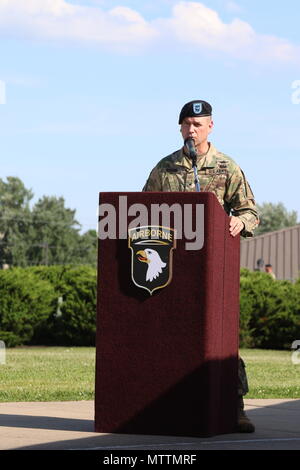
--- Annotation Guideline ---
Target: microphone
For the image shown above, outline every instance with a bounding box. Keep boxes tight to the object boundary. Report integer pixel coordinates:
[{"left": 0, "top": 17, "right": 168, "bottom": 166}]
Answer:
[
  {"left": 184, "top": 138, "right": 201, "bottom": 192},
  {"left": 184, "top": 138, "right": 197, "bottom": 166}
]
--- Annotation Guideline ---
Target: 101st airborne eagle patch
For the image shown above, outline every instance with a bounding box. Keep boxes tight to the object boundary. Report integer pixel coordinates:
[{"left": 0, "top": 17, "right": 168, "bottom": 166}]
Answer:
[{"left": 128, "top": 225, "right": 176, "bottom": 295}]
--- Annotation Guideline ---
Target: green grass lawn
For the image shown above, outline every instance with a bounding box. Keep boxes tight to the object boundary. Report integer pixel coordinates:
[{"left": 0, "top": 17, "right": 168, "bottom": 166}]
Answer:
[
  {"left": 0, "top": 347, "right": 95, "bottom": 402},
  {"left": 0, "top": 347, "right": 299, "bottom": 402},
  {"left": 241, "top": 349, "right": 300, "bottom": 399}
]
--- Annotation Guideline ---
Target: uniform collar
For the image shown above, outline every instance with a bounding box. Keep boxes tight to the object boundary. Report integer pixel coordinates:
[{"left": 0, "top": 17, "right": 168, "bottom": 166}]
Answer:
[{"left": 174, "top": 142, "right": 218, "bottom": 170}]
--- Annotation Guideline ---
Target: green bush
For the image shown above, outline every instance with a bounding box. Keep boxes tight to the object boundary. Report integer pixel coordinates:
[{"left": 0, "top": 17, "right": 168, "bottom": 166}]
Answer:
[
  {"left": 0, "top": 265, "right": 97, "bottom": 347},
  {"left": 0, "top": 268, "right": 56, "bottom": 347},
  {"left": 30, "top": 265, "right": 97, "bottom": 346},
  {"left": 240, "top": 269, "right": 300, "bottom": 349},
  {"left": 1, "top": 265, "right": 300, "bottom": 349}
]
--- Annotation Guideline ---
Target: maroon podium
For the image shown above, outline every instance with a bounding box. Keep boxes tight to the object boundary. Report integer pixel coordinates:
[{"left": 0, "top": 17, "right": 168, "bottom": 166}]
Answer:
[{"left": 95, "top": 192, "right": 240, "bottom": 437}]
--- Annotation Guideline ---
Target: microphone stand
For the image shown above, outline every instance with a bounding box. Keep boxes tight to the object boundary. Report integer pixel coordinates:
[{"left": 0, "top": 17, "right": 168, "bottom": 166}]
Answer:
[
  {"left": 184, "top": 138, "right": 201, "bottom": 192},
  {"left": 191, "top": 154, "right": 201, "bottom": 192}
]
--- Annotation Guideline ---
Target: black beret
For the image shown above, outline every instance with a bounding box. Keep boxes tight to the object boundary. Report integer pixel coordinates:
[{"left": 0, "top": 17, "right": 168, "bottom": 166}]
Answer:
[{"left": 179, "top": 100, "right": 212, "bottom": 124}]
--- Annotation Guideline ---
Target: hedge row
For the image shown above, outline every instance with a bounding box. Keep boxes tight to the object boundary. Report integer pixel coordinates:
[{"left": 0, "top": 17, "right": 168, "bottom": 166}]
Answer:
[
  {"left": 239, "top": 268, "right": 300, "bottom": 349},
  {"left": 1, "top": 266, "right": 300, "bottom": 348},
  {"left": 0, "top": 265, "right": 97, "bottom": 347}
]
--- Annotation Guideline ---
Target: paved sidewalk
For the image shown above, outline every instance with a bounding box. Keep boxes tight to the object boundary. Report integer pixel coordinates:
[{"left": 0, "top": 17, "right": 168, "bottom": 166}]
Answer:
[{"left": 1, "top": 399, "right": 300, "bottom": 450}]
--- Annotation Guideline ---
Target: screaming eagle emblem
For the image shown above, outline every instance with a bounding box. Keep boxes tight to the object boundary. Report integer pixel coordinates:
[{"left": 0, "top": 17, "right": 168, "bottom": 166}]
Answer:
[{"left": 128, "top": 225, "right": 176, "bottom": 295}]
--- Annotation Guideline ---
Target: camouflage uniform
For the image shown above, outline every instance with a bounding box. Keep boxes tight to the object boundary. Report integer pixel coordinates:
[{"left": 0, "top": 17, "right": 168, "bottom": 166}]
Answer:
[
  {"left": 143, "top": 142, "right": 259, "bottom": 396},
  {"left": 143, "top": 143, "right": 258, "bottom": 238}
]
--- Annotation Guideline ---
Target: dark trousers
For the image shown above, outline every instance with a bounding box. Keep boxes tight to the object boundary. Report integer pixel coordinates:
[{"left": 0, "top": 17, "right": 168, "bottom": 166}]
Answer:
[{"left": 238, "top": 357, "right": 249, "bottom": 396}]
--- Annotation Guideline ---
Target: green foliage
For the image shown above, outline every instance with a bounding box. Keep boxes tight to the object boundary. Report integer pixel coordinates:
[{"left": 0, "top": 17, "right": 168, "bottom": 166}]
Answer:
[
  {"left": 0, "top": 268, "right": 56, "bottom": 347},
  {"left": 30, "top": 265, "right": 97, "bottom": 346},
  {"left": 75, "top": 229, "right": 98, "bottom": 266},
  {"left": 27, "top": 196, "right": 81, "bottom": 265},
  {"left": 240, "top": 269, "right": 300, "bottom": 349},
  {"left": 0, "top": 177, "right": 34, "bottom": 267},
  {"left": 1, "top": 266, "right": 300, "bottom": 349},
  {"left": 0, "top": 176, "right": 97, "bottom": 267},
  {"left": 255, "top": 202, "right": 298, "bottom": 236},
  {"left": 0, "top": 265, "right": 97, "bottom": 347}
]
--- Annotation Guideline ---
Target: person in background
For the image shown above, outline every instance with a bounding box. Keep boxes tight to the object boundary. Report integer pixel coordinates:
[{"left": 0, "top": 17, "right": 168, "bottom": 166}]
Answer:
[{"left": 265, "top": 264, "right": 276, "bottom": 279}]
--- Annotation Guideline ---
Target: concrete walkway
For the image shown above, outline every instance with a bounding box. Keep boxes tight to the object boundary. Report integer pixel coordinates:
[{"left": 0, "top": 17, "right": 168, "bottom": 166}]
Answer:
[{"left": 1, "top": 399, "right": 300, "bottom": 450}]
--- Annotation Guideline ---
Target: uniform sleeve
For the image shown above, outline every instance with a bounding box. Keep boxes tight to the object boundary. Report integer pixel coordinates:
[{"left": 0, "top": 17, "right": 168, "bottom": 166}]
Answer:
[
  {"left": 142, "top": 166, "right": 163, "bottom": 191},
  {"left": 225, "top": 168, "right": 259, "bottom": 237}
]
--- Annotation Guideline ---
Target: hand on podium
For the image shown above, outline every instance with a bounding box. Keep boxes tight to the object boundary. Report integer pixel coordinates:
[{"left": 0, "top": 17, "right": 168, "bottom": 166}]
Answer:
[{"left": 229, "top": 216, "right": 245, "bottom": 238}]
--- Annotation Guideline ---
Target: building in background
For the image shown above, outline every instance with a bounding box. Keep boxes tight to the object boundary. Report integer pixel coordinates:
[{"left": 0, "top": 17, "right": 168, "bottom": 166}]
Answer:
[{"left": 240, "top": 225, "right": 300, "bottom": 281}]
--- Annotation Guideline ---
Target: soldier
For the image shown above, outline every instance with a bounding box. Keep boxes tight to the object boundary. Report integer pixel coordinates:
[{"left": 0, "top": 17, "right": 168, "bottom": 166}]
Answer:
[
  {"left": 265, "top": 264, "right": 276, "bottom": 279},
  {"left": 143, "top": 100, "right": 259, "bottom": 433}
]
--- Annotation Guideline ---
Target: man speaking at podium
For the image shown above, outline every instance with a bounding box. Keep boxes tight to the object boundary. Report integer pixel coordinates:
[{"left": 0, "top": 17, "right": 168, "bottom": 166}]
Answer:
[{"left": 143, "top": 100, "right": 259, "bottom": 433}]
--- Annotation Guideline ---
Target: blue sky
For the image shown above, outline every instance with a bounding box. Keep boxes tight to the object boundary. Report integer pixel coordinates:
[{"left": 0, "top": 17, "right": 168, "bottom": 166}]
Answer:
[{"left": 0, "top": 0, "right": 300, "bottom": 232}]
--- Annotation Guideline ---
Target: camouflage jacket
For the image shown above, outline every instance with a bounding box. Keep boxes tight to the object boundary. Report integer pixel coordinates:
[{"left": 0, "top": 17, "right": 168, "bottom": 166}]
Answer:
[{"left": 142, "top": 143, "right": 259, "bottom": 237}]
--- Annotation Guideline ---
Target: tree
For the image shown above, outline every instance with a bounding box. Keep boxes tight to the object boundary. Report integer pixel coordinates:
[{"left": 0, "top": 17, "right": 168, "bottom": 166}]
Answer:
[
  {"left": 0, "top": 177, "right": 33, "bottom": 267},
  {"left": 73, "top": 229, "right": 97, "bottom": 267},
  {"left": 255, "top": 202, "right": 298, "bottom": 236},
  {"left": 27, "top": 196, "right": 82, "bottom": 265},
  {"left": 0, "top": 176, "right": 97, "bottom": 267}
]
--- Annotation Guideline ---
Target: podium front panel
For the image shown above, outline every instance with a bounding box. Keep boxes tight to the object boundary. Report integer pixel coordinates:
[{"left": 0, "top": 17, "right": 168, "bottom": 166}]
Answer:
[{"left": 95, "top": 192, "right": 239, "bottom": 437}]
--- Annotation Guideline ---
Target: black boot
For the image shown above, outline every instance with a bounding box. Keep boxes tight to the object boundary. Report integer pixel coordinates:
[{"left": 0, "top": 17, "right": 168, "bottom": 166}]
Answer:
[{"left": 237, "top": 396, "right": 255, "bottom": 433}]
